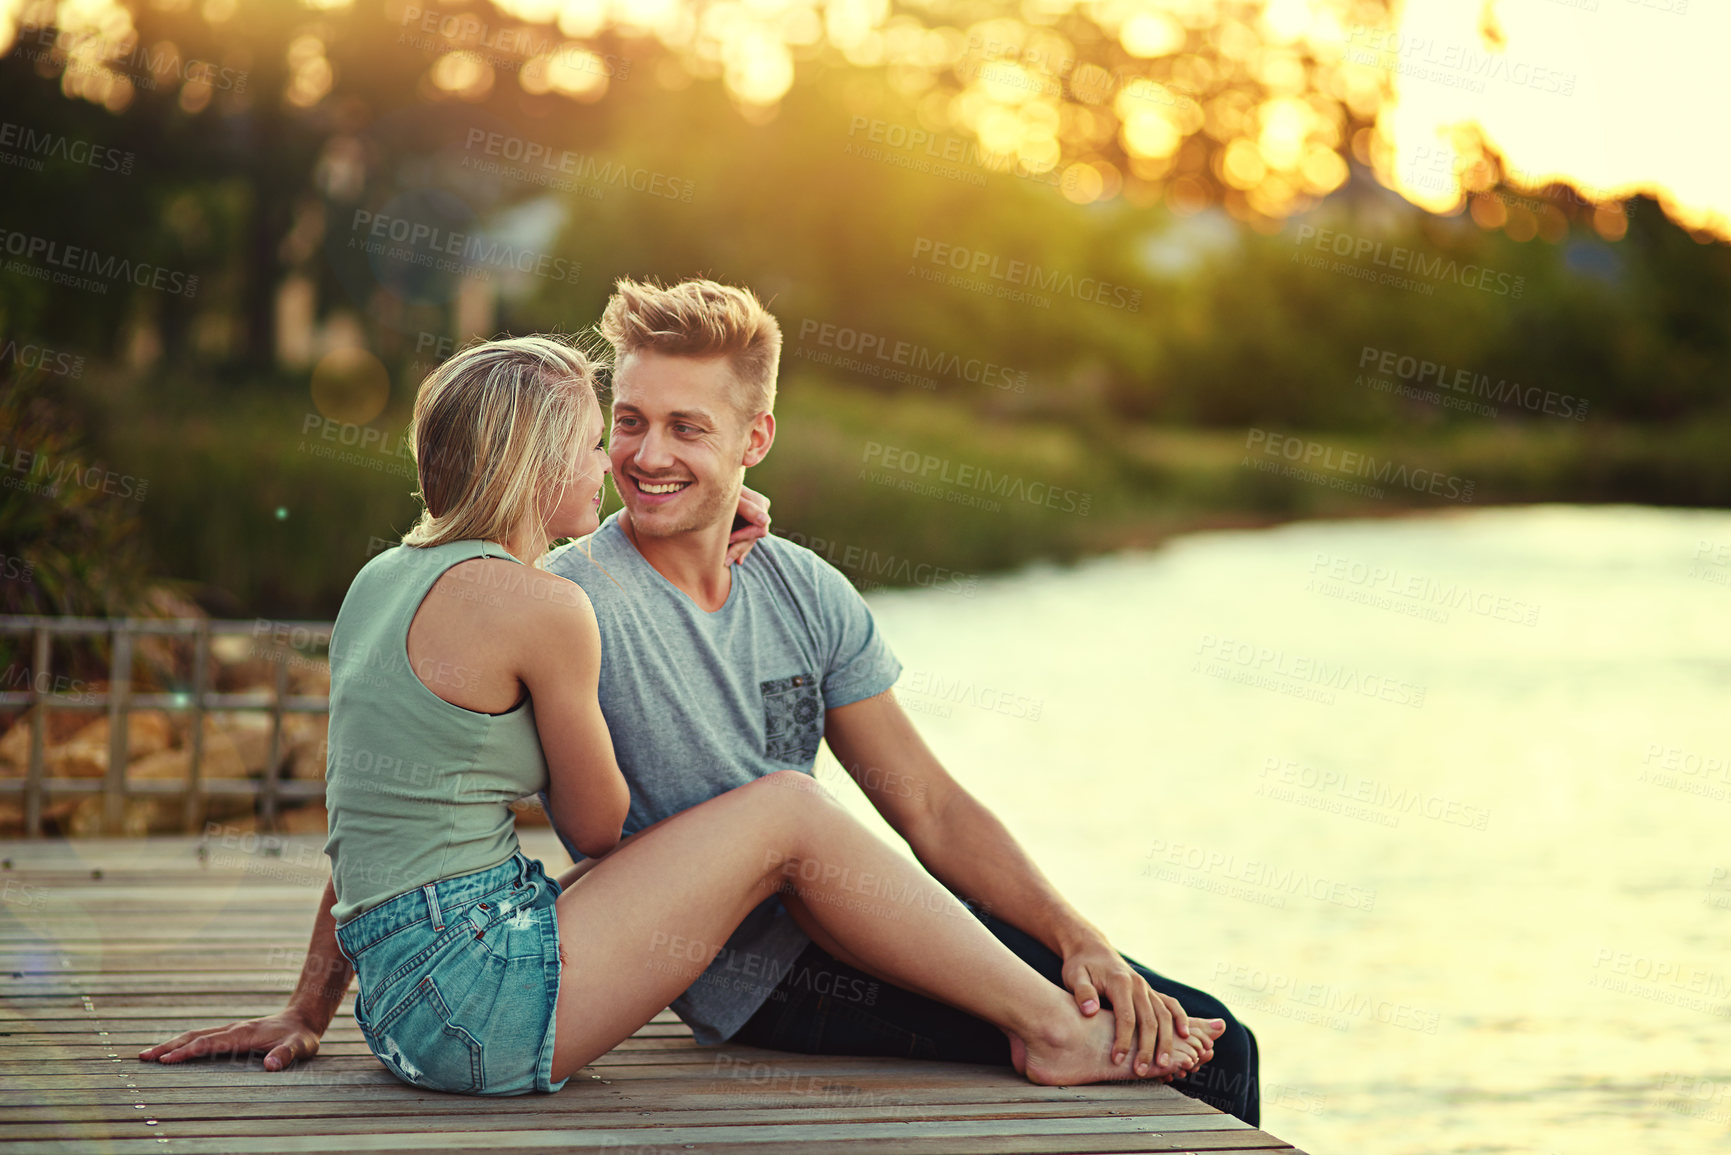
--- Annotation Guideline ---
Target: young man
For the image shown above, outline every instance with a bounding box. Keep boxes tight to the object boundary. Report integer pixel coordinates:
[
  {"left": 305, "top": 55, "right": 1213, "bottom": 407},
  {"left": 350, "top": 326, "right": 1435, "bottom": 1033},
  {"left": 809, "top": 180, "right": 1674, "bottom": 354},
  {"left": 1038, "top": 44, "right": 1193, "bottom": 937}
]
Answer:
[{"left": 142, "top": 278, "right": 1260, "bottom": 1125}]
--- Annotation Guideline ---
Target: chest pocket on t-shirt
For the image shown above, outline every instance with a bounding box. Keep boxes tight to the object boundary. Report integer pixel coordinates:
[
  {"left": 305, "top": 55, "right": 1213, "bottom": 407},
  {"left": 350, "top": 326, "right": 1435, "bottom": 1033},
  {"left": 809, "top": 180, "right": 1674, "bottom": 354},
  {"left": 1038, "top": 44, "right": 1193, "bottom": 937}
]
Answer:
[{"left": 760, "top": 674, "right": 822, "bottom": 764}]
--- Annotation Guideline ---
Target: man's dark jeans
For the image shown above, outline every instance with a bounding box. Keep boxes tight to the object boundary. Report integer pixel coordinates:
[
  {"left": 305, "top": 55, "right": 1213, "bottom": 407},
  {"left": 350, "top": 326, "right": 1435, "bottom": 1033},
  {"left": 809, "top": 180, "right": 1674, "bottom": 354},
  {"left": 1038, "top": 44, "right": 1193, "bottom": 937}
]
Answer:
[{"left": 728, "top": 912, "right": 1261, "bottom": 1127}]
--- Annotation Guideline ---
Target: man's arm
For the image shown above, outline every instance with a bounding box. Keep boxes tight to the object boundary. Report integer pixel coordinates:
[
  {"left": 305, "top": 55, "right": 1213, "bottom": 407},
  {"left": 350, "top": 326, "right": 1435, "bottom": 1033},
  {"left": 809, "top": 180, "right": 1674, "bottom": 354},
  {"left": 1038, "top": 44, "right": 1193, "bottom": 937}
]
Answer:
[
  {"left": 823, "top": 689, "right": 1213, "bottom": 1078},
  {"left": 138, "top": 877, "right": 351, "bottom": 1069}
]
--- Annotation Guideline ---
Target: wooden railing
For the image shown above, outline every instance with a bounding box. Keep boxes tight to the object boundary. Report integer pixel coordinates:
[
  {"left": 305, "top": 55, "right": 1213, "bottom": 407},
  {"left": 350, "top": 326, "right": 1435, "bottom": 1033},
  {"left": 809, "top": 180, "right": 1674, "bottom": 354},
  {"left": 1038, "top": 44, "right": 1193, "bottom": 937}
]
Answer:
[{"left": 0, "top": 616, "right": 331, "bottom": 837}]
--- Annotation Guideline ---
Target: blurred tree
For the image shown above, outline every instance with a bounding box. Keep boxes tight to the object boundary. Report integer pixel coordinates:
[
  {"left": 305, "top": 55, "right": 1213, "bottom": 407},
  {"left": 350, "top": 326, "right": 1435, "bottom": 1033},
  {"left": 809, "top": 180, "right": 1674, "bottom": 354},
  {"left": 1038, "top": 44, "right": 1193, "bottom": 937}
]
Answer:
[{"left": 0, "top": 371, "right": 169, "bottom": 674}]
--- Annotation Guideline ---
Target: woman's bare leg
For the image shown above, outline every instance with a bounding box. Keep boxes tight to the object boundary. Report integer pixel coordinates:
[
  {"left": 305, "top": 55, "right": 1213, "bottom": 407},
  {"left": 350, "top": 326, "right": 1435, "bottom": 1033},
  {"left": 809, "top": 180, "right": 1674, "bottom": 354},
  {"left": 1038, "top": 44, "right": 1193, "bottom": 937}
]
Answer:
[
  {"left": 774, "top": 892, "right": 1218, "bottom": 1081},
  {"left": 547, "top": 771, "right": 1179, "bottom": 1086}
]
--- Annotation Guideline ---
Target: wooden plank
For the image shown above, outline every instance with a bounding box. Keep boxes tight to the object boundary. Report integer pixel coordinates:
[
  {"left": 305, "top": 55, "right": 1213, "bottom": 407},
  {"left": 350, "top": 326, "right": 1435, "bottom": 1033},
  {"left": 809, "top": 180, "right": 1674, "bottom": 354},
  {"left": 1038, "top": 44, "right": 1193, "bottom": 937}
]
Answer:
[
  {"left": 0, "top": 1087, "right": 1204, "bottom": 1123},
  {"left": 1, "top": 953, "right": 345, "bottom": 970},
  {"left": 0, "top": 1100, "right": 1230, "bottom": 1138},
  {"left": 0, "top": 1112, "right": 1264, "bottom": 1153},
  {"left": 0, "top": 1118, "right": 1287, "bottom": 1154},
  {"left": 3, "top": 1066, "right": 1199, "bottom": 1094},
  {"left": 0, "top": 1002, "right": 683, "bottom": 1027},
  {"left": 0, "top": 1072, "right": 1218, "bottom": 1107},
  {"left": 64, "top": 1051, "right": 1102, "bottom": 1082},
  {"left": 0, "top": 913, "right": 336, "bottom": 922},
  {"left": 0, "top": 1034, "right": 700, "bottom": 1052},
  {"left": 0, "top": 832, "right": 570, "bottom": 866},
  {"left": 0, "top": 1088, "right": 1188, "bottom": 1119},
  {"left": 4, "top": 1056, "right": 1210, "bottom": 1089},
  {"left": 0, "top": 1002, "right": 373, "bottom": 1019},
  {"left": 3, "top": 1003, "right": 365, "bottom": 1020},
  {"left": 0, "top": 1012, "right": 686, "bottom": 1032},
  {"left": 0, "top": 1043, "right": 380, "bottom": 1059},
  {"left": 0, "top": 874, "right": 338, "bottom": 885},
  {"left": 2, "top": 1130, "right": 1290, "bottom": 1155},
  {"left": 7, "top": 986, "right": 340, "bottom": 999},
  {"left": 0, "top": 1041, "right": 768, "bottom": 1064}
]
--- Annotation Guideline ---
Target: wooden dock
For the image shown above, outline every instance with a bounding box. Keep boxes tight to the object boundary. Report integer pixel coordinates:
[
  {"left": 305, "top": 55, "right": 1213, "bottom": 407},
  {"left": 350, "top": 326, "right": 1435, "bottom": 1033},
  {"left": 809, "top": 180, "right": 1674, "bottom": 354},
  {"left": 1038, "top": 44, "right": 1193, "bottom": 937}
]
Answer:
[{"left": 1, "top": 832, "right": 1305, "bottom": 1153}]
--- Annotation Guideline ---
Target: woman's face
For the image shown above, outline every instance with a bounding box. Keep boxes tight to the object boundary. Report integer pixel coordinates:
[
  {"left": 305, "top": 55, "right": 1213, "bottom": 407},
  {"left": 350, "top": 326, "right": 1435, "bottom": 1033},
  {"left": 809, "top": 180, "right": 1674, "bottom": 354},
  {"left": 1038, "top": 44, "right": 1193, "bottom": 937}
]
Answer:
[{"left": 544, "top": 398, "right": 612, "bottom": 541}]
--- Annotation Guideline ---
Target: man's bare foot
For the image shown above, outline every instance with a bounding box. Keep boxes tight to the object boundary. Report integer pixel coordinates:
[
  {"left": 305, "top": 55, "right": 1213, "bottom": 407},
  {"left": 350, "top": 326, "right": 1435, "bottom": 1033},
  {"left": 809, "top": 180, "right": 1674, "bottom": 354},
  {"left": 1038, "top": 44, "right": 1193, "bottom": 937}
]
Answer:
[{"left": 1010, "top": 1007, "right": 1211, "bottom": 1087}]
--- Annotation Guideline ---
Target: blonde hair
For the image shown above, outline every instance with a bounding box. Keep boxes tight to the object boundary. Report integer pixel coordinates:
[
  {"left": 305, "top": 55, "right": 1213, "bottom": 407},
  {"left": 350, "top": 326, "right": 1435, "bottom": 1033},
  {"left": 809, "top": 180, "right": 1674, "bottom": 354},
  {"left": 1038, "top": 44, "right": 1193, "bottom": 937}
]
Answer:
[
  {"left": 599, "top": 277, "right": 782, "bottom": 424},
  {"left": 400, "top": 334, "right": 604, "bottom": 562}
]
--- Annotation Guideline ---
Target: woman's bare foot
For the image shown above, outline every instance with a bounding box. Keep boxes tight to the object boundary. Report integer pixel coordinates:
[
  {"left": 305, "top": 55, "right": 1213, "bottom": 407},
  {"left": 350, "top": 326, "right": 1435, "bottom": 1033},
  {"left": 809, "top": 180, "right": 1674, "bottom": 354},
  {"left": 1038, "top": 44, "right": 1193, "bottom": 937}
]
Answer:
[
  {"left": 1008, "top": 1012, "right": 1228, "bottom": 1087},
  {"left": 1163, "top": 1017, "right": 1228, "bottom": 1080}
]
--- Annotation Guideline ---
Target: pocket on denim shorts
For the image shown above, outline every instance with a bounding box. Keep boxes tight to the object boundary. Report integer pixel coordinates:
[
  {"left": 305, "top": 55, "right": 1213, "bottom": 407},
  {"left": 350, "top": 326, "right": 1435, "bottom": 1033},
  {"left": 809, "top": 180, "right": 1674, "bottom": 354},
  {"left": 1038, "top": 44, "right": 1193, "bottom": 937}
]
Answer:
[
  {"left": 362, "top": 922, "right": 472, "bottom": 1016},
  {"left": 369, "top": 973, "right": 485, "bottom": 1093}
]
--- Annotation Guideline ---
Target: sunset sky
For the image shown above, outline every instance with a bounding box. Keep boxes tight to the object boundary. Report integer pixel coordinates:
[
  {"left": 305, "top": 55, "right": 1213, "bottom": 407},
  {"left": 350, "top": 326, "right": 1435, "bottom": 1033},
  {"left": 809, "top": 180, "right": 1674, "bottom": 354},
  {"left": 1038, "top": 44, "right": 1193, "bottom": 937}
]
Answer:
[
  {"left": 1380, "top": 0, "right": 1727, "bottom": 237},
  {"left": 1, "top": 0, "right": 1725, "bottom": 238}
]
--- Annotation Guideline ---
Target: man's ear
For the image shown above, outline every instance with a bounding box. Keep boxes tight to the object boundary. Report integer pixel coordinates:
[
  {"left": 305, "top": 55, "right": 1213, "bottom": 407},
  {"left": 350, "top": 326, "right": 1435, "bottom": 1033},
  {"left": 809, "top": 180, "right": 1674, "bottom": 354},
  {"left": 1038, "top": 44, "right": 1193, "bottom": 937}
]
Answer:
[{"left": 741, "top": 411, "right": 775, "bottom": 467}]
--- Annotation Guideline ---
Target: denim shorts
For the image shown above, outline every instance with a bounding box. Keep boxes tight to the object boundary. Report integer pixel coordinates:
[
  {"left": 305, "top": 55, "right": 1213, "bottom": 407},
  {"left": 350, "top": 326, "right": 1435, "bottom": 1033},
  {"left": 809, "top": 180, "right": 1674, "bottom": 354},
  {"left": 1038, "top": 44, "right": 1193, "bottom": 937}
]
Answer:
[{"left": 333, "top": 849, "right": 568, "bottom": 1095}]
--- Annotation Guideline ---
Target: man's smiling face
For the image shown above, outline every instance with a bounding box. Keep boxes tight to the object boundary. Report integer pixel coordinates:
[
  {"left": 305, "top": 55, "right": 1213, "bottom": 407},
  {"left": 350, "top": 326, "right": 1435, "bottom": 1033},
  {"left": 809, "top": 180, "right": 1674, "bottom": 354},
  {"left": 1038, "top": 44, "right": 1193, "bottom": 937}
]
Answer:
[{"left": 608, "top": 349, "right": 753, "bottom": 539}]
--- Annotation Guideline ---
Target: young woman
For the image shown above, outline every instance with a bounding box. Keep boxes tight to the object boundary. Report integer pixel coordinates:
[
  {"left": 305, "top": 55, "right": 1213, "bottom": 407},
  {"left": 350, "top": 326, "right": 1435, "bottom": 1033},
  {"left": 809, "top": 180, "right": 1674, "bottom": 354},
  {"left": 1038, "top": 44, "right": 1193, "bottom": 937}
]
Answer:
[{"left": 266, "top": 335, "right": 1222, "bottom": 1095}]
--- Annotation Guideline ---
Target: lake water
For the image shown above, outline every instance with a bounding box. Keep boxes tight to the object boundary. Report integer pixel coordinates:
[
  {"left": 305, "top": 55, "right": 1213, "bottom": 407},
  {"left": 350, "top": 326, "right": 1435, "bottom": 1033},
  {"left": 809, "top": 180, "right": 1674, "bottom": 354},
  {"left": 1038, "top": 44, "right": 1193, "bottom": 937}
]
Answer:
[{"left": 823, "top": 504, "right": 1730, "bottom": 1154}]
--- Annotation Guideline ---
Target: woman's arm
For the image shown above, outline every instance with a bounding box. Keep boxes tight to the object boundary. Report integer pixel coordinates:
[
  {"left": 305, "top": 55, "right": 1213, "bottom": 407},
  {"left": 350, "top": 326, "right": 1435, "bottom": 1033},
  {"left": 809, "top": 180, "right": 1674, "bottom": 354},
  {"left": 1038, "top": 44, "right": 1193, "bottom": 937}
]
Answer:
[
  {"left": 139, "top": 877, "right": 348, "bottom": 1069},
  {"left": 513, "top": 579, "right": 631, "bottom": 858}
]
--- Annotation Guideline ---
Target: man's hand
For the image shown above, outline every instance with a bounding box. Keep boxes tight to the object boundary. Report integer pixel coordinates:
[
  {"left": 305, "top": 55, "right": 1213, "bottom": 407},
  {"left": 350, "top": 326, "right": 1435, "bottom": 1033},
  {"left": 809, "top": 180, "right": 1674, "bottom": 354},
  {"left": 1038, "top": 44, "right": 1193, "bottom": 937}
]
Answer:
[
  {"left": 138, "top": 1009, "right": 323, "bottom": 1071},
  {"left": 726, "top": 485, "right": 772, "bottom": 565},
  {"left": 1062, "top": 932, "right": 1220, "bottom": 1079}
]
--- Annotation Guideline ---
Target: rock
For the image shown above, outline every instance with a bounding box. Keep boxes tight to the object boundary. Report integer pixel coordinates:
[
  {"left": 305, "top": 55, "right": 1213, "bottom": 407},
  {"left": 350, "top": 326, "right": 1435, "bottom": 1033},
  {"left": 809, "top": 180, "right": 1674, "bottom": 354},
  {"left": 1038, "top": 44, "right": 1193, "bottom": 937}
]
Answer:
[
  {"left": 40, "top": 711, "right": 176, "bottom": 780},
  {"left": 61, "top": 746, "right": 255, "bottom": 834},
  {"left": 0, "top": 796, "right": 79, "bottom": 836},
  {"left": 200, "top": 714, "right": 274, "bottom": 776},
  {"left": 66, "top": 795, "right": 161, "bottom": 838},
  {"left": 208, "top": 636, "right": 278, "bottom": 693},
  {"left": 278, "top": 803, "right": 329, "bottom": 837},
  {"left": 284, "top": 714, "right": 329, "bottom": 780},
  {"left": 289, "top": 660, "right": 331, "bottom": 697},
  {"left": 0, "top": 708, "right": 95, "bottom": 773},
  {"left": 62, "top": 711, "right": 175, "bottom": 760},
  {"left": 129, "top": 744, "right": 246, "bottom": 783},
  {"left": 197, "top": 803, "right": 329, "bottom": 838},
  {"left": 132, "top": 598, "right": 208, "bottom": 683},
  {"left": 46, "top": 740, "right": 108, "bottom": 779}
]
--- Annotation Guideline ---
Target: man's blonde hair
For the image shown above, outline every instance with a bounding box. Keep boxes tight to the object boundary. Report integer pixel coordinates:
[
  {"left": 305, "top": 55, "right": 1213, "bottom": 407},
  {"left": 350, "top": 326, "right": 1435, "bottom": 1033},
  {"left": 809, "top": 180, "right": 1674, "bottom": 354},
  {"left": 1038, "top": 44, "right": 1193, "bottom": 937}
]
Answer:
[
  {"left": 599, "top": 277, "right": 781, "bottom": 424},
  {"left": 400, "top": 334, "right": 603, "bottom": 562}
]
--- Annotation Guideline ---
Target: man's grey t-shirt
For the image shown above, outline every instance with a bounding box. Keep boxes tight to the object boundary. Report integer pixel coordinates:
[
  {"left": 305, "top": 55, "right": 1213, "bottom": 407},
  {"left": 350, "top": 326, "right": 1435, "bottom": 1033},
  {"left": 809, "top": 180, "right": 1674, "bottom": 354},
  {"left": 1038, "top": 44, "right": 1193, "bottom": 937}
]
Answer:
[{"left": 542, "top": 512, "right": 903, "bottom": 1044}]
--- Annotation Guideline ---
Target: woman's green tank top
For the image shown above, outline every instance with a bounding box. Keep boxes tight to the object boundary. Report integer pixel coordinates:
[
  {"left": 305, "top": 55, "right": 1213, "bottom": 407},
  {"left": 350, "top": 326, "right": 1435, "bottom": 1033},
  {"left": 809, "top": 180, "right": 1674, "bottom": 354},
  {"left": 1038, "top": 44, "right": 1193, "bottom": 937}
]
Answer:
[{"left": 322, "top": 539, "right": 550, "bottom": 923}]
